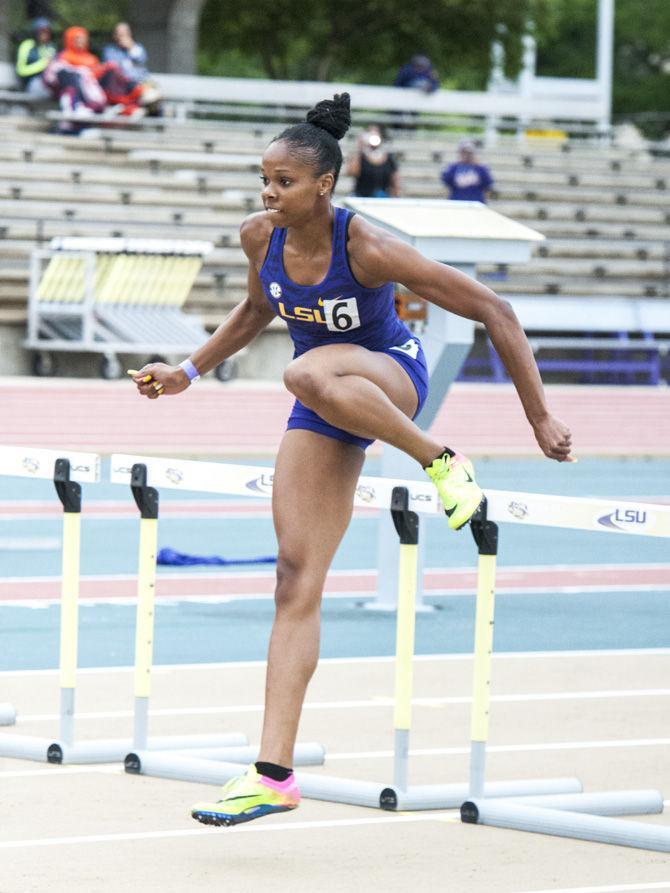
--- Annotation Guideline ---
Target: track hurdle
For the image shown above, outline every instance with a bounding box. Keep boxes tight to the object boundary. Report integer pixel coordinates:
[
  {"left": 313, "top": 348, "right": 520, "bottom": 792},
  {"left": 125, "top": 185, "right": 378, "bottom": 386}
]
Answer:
[
  {"left": 123, "top": 461, "right": 324, "bottom": 770},
  {"left": 0, "top": 446, "right": 248, "bottom": 763},
  {"left": 0, "top": 446, "right": 101, "bottom": 758},
  {"left": 109, "top": 453, "right": 581, "bottom": 805},
  {"left": 461, "top": 498, "right": 670, "bottom": 852}
]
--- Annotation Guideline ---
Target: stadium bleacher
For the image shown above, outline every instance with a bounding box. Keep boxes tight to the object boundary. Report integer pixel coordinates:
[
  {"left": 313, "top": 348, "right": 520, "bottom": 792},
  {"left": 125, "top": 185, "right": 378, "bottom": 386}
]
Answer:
[{"left": 0, "top": 111, "right": 667, "bottom": 381}]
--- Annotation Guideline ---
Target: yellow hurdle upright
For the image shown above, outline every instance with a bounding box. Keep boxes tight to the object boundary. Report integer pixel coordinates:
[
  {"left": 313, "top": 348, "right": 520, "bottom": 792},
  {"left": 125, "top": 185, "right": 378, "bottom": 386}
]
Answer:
[
  {"left": 390, "top": 487, "right": 420, "bottom": 792},
  {"left": 468, "top": 499, "right": 499, "bottom": 798},
  {"left": 54, "top": 458, "right": 83, "bottom": 746},
  {"left": 130, "top": 464, "right": 160, "bottom": 750}
]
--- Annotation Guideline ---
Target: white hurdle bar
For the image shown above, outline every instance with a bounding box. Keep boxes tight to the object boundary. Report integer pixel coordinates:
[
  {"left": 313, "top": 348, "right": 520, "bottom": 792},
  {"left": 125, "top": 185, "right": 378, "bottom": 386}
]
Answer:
[{"left": 110, "top": 453, "right": 670, "bottom": 538}]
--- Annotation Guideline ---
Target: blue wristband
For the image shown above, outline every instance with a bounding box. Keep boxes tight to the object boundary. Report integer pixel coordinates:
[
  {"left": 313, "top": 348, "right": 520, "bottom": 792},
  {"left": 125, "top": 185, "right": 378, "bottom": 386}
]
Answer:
[{"left": 178, "top": 358, "right": 201, "bottom": 384}]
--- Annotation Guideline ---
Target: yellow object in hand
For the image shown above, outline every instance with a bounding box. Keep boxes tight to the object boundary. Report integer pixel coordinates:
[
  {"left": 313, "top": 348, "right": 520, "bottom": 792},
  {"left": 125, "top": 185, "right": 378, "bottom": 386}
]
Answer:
[{"left": 127, "top": 369, "right": 153, "bottom": 383}]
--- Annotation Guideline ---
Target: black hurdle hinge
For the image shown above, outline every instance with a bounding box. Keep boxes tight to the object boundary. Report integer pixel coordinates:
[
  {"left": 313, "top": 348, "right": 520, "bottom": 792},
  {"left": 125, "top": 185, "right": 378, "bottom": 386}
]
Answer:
[
  {"left": 53, "top": 458, "right": 81, "bottom": 514},
  {"left": 131, "top": 463, "right": 159, "bottom": 520},
  {"left": 390, "top": 486, "right": 419, "bottom": 545},
  {"left": 469, "top": 497, "right": 498, "bottom": 556}
]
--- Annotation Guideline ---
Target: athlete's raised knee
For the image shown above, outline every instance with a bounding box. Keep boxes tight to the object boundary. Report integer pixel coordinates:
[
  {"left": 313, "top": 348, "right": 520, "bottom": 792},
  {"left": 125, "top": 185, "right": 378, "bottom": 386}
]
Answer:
[{"left": 283, "top": 356, "right": 332, "bottom": 406}]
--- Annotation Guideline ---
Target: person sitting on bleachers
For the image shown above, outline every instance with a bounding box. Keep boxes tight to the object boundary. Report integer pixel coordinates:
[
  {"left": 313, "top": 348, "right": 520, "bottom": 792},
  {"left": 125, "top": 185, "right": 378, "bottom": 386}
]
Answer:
[
  {"left": 441, "top": 139, "right": 494, "bottom": 203},
  {"left": 394, "top": 55, "right": 439, "bottom": 93},
  {"left": 15, "top": 17, "right": 56, "bottom": 98},
  {"left": 102, "top": 23, "right": 161, "bottom": 110},
  {"left": 102, "top": 22, "right": 149, "bottom": 83},
  {"left": 43, "top": 26, "right": 152, "bottom": 126}
]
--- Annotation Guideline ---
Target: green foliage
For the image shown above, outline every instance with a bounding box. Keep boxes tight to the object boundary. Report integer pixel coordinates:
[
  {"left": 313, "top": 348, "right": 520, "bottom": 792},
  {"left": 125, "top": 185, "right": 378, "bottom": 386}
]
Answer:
[
  {"left": 10, "top": 0, "right": 128, "bottom": 41},
  {"left": 535, "top": 0, "right": 596, "bottom": 78},
  {"left": 614, "top": 0, "right": 670, "bottom": 131},
  {"left": 198, "top": 0, "right": 540, "bottom": 85},
  {"left": 50, "top": 0, "right": 127, "bottom": 31},
  {"left": 536, "top": 0, "right": 670, "bottom": 133}
]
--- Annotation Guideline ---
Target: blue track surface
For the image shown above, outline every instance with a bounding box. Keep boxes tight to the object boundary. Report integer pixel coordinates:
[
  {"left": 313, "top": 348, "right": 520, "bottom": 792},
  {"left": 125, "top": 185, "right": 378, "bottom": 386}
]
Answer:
[{"left": 0, "top": 458, "right": 668, "bottom": 670}]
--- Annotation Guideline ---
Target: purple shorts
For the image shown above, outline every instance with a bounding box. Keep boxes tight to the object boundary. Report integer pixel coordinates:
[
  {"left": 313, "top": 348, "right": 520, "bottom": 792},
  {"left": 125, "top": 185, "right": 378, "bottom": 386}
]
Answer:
[{"left": 286, "top": 337, "right": 429, "bottom": 450}]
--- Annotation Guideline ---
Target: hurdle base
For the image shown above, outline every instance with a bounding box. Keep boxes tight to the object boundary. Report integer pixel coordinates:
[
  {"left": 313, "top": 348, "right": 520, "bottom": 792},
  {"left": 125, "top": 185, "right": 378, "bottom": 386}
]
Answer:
[
  {"left": 461, "top": 796, "right": 670, "bottom": 853},
  {"left": 297, "top": 774, "right": 582, "bottom": 811},
  {"left": 126, "top": 750, "right": 583, "bottom": 811},
  {"left": 0, "top": 704, "right": 17, "bottom": 726},
  {"left": 0, "top": 732, "right": 248, "bottom": 764},
  {"left": 49, "top": 732, "right": 251, "bottom": 764},
  {"left": 125, "top": 743, "right": 325, "bottom": 778},
  {"left": 500, "top": 790, "right": 664, "bottom": 817}
]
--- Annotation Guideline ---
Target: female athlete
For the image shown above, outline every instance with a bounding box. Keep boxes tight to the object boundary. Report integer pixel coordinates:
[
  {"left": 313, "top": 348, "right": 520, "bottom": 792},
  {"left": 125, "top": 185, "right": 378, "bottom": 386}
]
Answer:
[{"left": 131, "top": 93, "right": 573, "bottom": 826}]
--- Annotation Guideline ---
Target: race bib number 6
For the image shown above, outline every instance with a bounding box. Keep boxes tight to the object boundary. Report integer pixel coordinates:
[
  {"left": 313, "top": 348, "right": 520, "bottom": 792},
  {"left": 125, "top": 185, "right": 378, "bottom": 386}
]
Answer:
[{"left": 323, "top": 296, "right": 361, "bottom": 333}]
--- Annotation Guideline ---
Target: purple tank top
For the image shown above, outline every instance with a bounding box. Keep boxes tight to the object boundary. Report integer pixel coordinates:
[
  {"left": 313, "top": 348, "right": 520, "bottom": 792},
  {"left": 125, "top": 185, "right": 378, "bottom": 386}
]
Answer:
[{"left": 259, "top": 206, "right": 412, "bottom": 357}]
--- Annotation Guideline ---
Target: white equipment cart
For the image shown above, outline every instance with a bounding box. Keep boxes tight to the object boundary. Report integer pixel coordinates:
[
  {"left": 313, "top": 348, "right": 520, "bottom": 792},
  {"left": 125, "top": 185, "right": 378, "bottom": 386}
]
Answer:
[{"left": 25, "top": 237, "right": 235, "bottom": 380}]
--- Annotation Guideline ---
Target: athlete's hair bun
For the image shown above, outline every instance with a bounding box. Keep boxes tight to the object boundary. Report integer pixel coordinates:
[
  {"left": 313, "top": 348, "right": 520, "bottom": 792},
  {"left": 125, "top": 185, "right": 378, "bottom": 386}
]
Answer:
[{"left": 306, "top": 93, "right": 351, "bottom": 141}]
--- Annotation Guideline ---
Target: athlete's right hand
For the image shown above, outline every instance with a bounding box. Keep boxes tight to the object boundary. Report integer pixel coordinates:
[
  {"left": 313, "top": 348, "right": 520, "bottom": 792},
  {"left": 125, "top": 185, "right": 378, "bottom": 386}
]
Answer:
[{"left": 128, "top": 363, "right": 190, "bottom": 399}]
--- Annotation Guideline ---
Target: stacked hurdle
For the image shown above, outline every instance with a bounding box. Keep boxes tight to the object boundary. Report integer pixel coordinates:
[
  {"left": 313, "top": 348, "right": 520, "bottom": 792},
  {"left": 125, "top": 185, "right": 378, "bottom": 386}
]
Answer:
[
  {"left": 109, "top": 452, "right": 670, "bottom": 852},
  {"left": 25, "top": 238, "right": 224, "bottom": 377},
  {"left": 0, "top": 446, "right": 323, "bottom": 767}
]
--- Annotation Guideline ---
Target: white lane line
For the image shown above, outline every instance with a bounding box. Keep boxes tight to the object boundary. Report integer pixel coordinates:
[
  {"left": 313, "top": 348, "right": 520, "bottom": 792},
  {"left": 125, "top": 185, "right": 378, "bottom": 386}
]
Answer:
[
  {"left": 327, "top": 737, "right": 670, "bottom": 761},
  {"left": 0, "top": 766, "right": 121, "bottom": 779},
  {"left": 0, "top": 813, "right": 448, "bottom": 849},
  {"left": 515, "top": 882, "right": 670, "bottom": 893},
  {"left": 0, "top": 537, "right": 61, "bottom": 550},
  {"left": 16, "top": 688, "right": 670, "bottom": 723},
  {"left": 2, "top": 648, "right": 669, "bottom": 677}
]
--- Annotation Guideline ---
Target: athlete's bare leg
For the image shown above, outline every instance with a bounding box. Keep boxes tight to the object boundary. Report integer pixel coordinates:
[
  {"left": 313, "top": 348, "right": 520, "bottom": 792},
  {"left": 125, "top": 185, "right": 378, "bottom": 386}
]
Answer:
[
  {"left": 283, "top": 343, "right": 445, "bottom": 468},
  {"left": 258, "top": 429, "right": 365, "bottom": 767}
]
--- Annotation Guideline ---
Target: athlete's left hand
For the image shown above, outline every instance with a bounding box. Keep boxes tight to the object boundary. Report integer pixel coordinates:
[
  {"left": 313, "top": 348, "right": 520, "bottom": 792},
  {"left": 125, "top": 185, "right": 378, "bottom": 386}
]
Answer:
[{"left": 531, "top": 414, "right": 576, "bottom": 463}]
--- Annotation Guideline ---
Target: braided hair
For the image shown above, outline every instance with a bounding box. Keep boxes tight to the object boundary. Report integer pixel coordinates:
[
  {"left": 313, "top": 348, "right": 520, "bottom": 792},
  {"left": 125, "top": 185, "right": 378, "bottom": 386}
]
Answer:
[{"left": 272, "top": 93, "right": 351, "bottom": 187}]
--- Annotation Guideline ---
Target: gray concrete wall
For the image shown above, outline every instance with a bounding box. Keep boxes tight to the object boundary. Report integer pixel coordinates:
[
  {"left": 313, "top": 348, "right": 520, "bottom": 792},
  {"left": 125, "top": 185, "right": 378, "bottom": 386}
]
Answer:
[
  {"left": 130, "top": 0, "right": 205, "bottom": 75},
  {"left": 0, "top": 0, "right": 11, "bottom": 65},
  {"left": 0, "top": 324, "right": 30, "bottom": 375}
]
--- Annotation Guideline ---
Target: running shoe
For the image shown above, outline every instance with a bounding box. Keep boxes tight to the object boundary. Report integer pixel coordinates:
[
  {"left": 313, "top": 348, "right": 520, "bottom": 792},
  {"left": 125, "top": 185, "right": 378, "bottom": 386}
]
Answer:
[
  {"left": 191, "top": 764, "right": 300, "bottom": 827},
  {"left": 425, "top": 450, "right": 484, "bottom": 530}
]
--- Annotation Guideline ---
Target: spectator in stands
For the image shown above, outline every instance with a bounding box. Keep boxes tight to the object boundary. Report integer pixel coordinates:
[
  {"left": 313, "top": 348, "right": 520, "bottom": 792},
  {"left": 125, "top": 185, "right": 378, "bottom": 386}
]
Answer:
[
  {"left": 44, "top": 26, "right": 154, "bottom": 126},
  {"left": 15, "top": 17, "right": 55, "bottom": 97},
  {"left": 102, "top": 22, "right": 149, "bottom": 83},
  {"left": 394, "top": 54, "right": 439, "bottom": 93},
  {"left": 441, "top": 139, "right": 494, "bottom": 203},
  {"left": 346, "top": 125, "right": 401, "bottom": 197}
]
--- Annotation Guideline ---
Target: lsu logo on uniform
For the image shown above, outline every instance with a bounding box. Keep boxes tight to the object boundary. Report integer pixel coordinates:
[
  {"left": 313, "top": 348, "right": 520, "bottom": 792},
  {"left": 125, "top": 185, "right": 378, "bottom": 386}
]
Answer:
[{"left": 277, "top": 295, "right": 361, "bottom": 333}]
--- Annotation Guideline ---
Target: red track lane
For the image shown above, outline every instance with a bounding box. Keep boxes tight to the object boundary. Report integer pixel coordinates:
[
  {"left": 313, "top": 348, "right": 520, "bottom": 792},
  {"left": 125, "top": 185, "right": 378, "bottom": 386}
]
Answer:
[
  {"left": 1, "top": 379, "right": 669, "bottom": 456},
  {"left": 1, "top": 564, "right": 668, "bottom": 604},
  {"left": 0, "top": 500, "right": 383, "bottom": 520}
]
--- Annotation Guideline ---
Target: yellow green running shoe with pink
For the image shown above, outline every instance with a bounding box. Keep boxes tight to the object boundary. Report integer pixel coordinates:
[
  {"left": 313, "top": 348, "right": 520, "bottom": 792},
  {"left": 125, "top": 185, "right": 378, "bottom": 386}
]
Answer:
[
  {"left": 425, "top": 449, "right": 484, "bottom": 530},
  {"left": 191, "top": 764, "right": 300, "bottom": 827}
]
